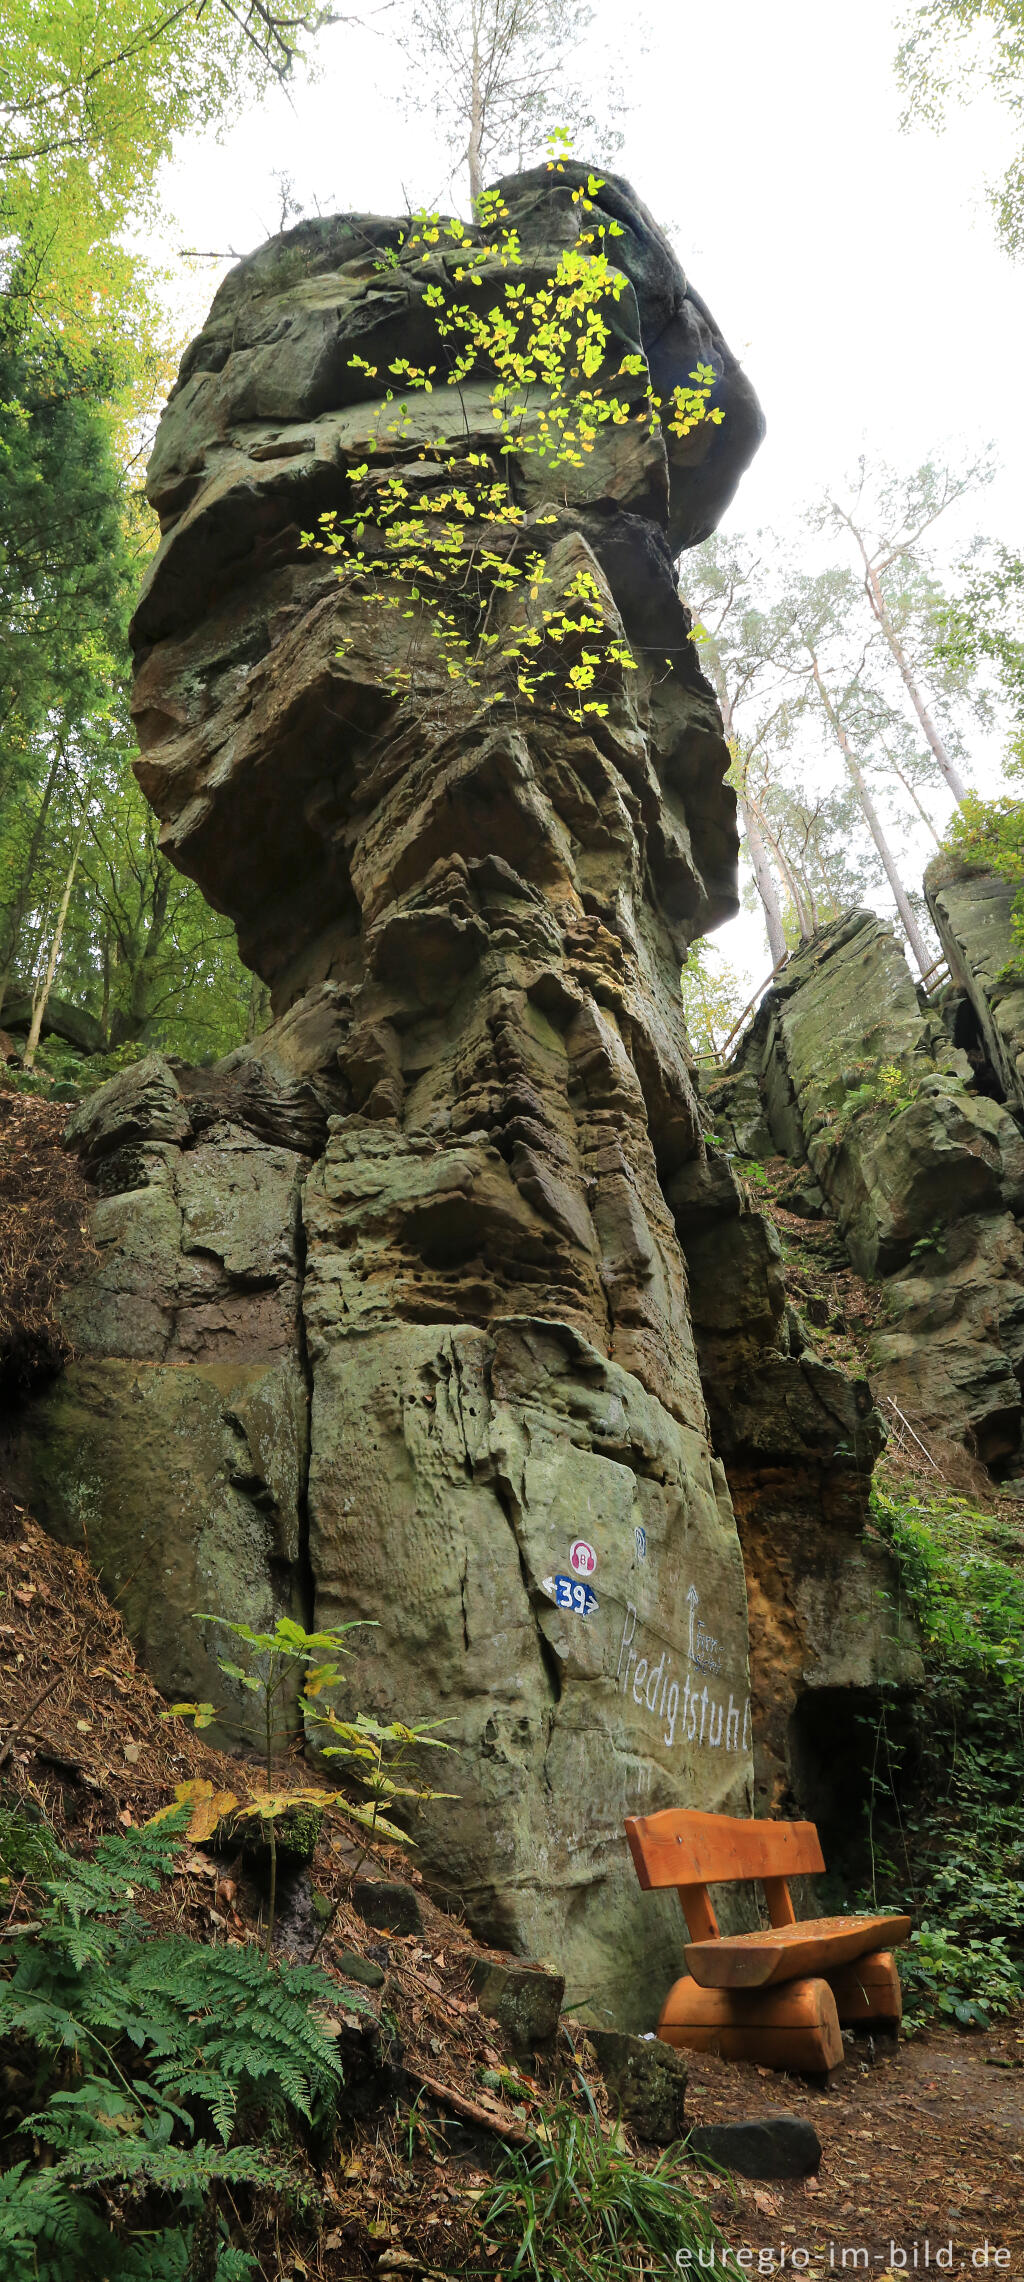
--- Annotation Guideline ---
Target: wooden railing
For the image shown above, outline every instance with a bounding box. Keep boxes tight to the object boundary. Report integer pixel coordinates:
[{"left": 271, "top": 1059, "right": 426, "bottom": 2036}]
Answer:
[{"left": 918, "top": 953, "right": 951, "bottom": 996}]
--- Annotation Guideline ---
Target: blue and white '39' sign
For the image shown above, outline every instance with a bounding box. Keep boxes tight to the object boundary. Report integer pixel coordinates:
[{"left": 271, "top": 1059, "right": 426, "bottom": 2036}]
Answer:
[{"left": 543, "top": 1574, "right": 599, "bottom": 1617}]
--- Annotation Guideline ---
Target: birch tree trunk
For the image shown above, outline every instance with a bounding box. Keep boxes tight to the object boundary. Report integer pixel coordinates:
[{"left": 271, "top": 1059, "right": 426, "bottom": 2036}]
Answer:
[
  {"left": 754, "top": 801, "right": 815, "bottom": 942},
  {"left": 839, "top": 510, "right": 970, "bottom": 805},
  {"left": 807, "top": 651, "right": 933, "bottom": 976},
  {"left": 0, "top": 739, "right": 65, "bottom": 1023},
  {"left": 737, "top": 789, "right": 787, "bottom": 969},
  {"left": 863, "top": 560, "right": 967, "bottom": 804},
  {"left": 706, "top": 655, "right": 790, "bottom": 966},
  {"left": 883, "top": 746, "right": 943, "bottom": 845},
  {"left": 22, "top": 819, "right": 85, "bottom": 1069},
  {"left": 467, "top": 1, "right": 484, "bottom": 205}
]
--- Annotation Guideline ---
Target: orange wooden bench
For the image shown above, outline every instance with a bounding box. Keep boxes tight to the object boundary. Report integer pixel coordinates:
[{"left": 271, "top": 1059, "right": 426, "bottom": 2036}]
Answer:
[{"left": 625, "top": 1807, "right": 911, "bottom": 2073}]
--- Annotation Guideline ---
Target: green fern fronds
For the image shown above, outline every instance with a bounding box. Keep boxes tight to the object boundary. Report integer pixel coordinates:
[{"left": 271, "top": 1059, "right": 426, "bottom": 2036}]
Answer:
[{"left": 0, "top": 1805, "right": 347, "bottom": 2273}]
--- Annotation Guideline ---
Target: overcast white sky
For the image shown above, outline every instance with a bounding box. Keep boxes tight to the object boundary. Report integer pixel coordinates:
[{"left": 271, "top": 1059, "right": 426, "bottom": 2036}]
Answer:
[{"left": 156, "top": 0, "right": 1023, "bottom": 989}]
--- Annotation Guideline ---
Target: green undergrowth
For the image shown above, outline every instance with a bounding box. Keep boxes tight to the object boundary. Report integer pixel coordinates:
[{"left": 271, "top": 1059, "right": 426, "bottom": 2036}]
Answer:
[
  {"left": 0, "top": 1033, "right": 149, "bottom": 1103},
  {"left": 0, "top": 1801, "right": 361, "bottom": 2278},
  {"left": 861, "top": 1479, "right": 1024, "bottom": 2031},
  {"left": 475, "top": 2082, "right": 724, "bottom": 2280},
  {"left": 0, "top": 1791, "right": 724, "bottom": 2280}
]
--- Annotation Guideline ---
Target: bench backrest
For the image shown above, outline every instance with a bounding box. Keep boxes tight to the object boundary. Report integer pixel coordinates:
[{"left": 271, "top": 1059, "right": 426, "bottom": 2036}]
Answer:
[{"left": 625, "top": 1808, "right": 825, "bottom": 1944}]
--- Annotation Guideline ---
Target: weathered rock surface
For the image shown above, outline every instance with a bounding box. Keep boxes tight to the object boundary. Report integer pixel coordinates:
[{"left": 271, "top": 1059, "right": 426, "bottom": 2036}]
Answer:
[
  {"left": 352, "top": 1878, "right": 424, "bottom": 1937},
  {"left": 926, "top": 853, "right": 1024, "bottom": 1120},
  {"left": 668, "top": 1138, "right": 919, "bottom": 1812},
  {"left": 16, "top": 173, "right": 911, "bottom": 2020},
  {"left": 713, "top": 909, "right": 1024, "bottom": 1474},
  {"left": 586, "top": 2027, "right": 688, "bottom": 2143},
  {"left": 129, "top": 166, "right": 762, "bottom": 1000},
  {"left": 113, "top": 166, "right": 764, "bottom": 2021},
  {"left": 687, "top": 2111, "right": 822, "bottom": 2179},
  {"left": 469, "top": 1956, "right": 565, "bottom": 2050},
  {"left": 3, "top": 991, "right": 104, "bottom": 1056},
  {"left": 13, "top": 1051, "right": 311, "bottom": 1732}
]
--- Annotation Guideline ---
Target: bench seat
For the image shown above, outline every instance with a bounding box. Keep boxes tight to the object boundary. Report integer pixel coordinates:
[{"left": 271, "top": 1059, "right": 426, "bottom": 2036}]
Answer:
[
  {"left": 685, "top": 1911, "right": 911, "bottom": 1989},
  {"left": 625, "top": 1806, "right": 912, "bottom": 2072}
]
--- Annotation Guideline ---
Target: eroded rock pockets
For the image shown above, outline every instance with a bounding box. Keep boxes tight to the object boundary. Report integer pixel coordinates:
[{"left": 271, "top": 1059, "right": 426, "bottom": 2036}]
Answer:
[
  {"left": 127, "top": 164, "right": 762, "bottom": 1005},
  {"left": 11, "top": 172, "right": 915, "bottom": 2018}
]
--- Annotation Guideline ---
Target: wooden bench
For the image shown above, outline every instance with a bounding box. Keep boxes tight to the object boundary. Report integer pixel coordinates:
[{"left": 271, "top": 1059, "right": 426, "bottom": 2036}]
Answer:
[{"left": 625, "top": 1807, "right": 911, "bottom": 2073}]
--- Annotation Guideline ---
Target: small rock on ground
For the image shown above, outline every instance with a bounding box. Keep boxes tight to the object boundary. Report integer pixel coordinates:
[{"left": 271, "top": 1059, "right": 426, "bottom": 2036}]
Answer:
[
  {"left": 586, "top": 2028, "right": 688, "bottom": 2144},
  {"left": 352, "top": 1879, "right": 424, "bottom": 1937},
  {"left": 687, "top": 2111, "right": 822, "bottom": 2178},
  {"left": 469, "top": 1957, "right": 564, "bottom": 2050}
]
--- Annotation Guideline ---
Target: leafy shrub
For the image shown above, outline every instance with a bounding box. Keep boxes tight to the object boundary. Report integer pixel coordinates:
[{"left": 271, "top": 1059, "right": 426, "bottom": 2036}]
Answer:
[
  {"left": 834, "top": 1057, "right": 924, "bottom": 1130},
  {"left": 0, "top": 1803, "right": 363, "bottom": 2278},
  {"left": 864, "top": 1484, "right": 1024, "bottom": 2029},
  {"left": 898, "top": 1923, "right": 1024, "bottom": 2030}
]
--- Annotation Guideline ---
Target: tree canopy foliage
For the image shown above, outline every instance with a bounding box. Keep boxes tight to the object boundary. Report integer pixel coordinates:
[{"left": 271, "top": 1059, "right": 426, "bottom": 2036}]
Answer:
[
  {"left": 897, "top": 0, "right": 1024, "bottom": 258},
  {"left": 0, "top": 0, "right": 337, "bottom": 359},
  {"left": 396, "top": 0, "right": 620, "bottom": 205},
  {"left": 0, "top": 1, "right": 336, "bottom": 1073}
]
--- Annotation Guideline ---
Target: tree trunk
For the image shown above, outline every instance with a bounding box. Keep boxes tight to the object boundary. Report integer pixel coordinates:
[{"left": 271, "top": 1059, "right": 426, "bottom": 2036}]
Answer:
[
  {"left": 795, "top": 861, "right": 820, "bottom": 933},
  {"left": 755, "top": 805, "right": 815, "bottom": 941},
  {"left": 467, "top": 3, "right": 484, "bottom": 207},
  {"left": 737, "top": 791, "right": 787, "bottom": 969},
  {"left": 22, "top": 821, "right": 84, "bottom": 1069},
  {"left": 882, "top": 745, "right": 943, "bottom": 846},
  {"left": 704, "top": 654, "right": 789, "bottom": 969},
  {"left": 808, "top": 653, "right": 932, "bottom": 976},
  {"left": 0, "top": 740, "right": 65, "bottom": 1023},
  {"left": 862, "top": 558, "right": 968, "bottom": 806}
]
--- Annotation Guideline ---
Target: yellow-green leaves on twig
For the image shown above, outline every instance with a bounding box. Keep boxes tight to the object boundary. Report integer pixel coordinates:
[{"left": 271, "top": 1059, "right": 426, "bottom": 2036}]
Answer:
[
  {"left": 306, "top": 1704, "right": 457, "bottom": 1850},
  {"left": 301, "top": 175, "right": 723, "bottom": 724}
]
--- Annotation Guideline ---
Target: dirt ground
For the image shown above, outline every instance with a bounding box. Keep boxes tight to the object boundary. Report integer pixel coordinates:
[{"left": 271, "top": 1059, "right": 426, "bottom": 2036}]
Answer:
[{"left": 686, "top": 2023, "right": 1024, "bottom": 2277}]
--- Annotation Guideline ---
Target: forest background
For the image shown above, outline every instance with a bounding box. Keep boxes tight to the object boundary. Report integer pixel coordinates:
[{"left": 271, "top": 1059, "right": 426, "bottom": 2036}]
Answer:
[{"left": 2, "top": 0, "right": 1023, "bottom": 1084}]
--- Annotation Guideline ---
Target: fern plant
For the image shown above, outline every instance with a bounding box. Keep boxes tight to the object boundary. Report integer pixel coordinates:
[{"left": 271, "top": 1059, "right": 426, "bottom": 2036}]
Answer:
[{"left": 0, "top": 1803, "right": 367, "bottom": 2278}]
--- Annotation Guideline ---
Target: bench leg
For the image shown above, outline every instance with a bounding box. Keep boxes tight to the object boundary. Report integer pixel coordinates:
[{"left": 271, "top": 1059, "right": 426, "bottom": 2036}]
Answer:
[
  {"left": 657, "top": 1973, "right": 843, "bottom": 2074},
  {"left": 826, "top": 1949, "right": 902, "bottom": 2027}
]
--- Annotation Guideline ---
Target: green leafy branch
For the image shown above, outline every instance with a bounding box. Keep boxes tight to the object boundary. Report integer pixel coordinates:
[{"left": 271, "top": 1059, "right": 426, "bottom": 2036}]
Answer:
[{"left": 301, "top": 165, "right": 723, "bottom": 723}]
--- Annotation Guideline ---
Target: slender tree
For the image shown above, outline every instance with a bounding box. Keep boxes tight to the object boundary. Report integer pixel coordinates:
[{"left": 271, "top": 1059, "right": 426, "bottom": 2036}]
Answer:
[
  {"left": 685, "top": 539, "right": 800, "bottom": 964},
  {"left": 820, "top": 456, "right": 995, "bottom": 807},
  {"left": 802, "top": 643, "right": 932, "bottom": 976},
  {"left": 397, "top": 0, "right": 617, "bottom": 205}
]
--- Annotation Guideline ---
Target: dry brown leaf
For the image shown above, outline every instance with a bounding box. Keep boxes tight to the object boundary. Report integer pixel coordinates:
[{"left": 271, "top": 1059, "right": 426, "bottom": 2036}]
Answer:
[{"left": 147, "top": 1778, "right": 239, "bottom": 1842}]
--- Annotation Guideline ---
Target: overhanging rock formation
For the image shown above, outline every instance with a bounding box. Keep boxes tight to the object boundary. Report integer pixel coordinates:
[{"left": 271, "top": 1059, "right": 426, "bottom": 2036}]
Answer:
[{"left": 13, "top": 170, "right": 900, "bottom": 2021}]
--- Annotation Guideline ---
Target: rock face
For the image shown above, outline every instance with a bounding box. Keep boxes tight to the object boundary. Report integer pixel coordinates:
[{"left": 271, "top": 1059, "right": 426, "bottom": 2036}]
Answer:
[
  {"left": 16, "top": 172, "right": 908, "bottom": 2020},
  {"left": 926, "top": 853, "right": 1024, "bottom": 1121},
  {"left": 712, "top": 910, "right": 1024, "bottom": 1475},
  {"left": 131, "top": 165, "right": 763, "bottom": 1003},
  {"left": 145, "top": 166, "right": 765, "bottom": 2019},
  {"left": 670, "top": 1128, "right": 918, "bottom": 1814},
  {"left": 15, "top": 1050, "right": 315, "bottom": 1734}
]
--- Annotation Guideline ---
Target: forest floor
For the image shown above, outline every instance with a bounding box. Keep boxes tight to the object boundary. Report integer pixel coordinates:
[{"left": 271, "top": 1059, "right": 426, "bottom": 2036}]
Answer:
[
  {"left": 1, "top": 1091, "right": 1022, "bottom": 2274},
  {"left": 686, "top": 2031, "right": 1024, "bottom": 2272},
  {"left": 1, "top": 1492, "right": 1021, "bottom": 2277}
]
